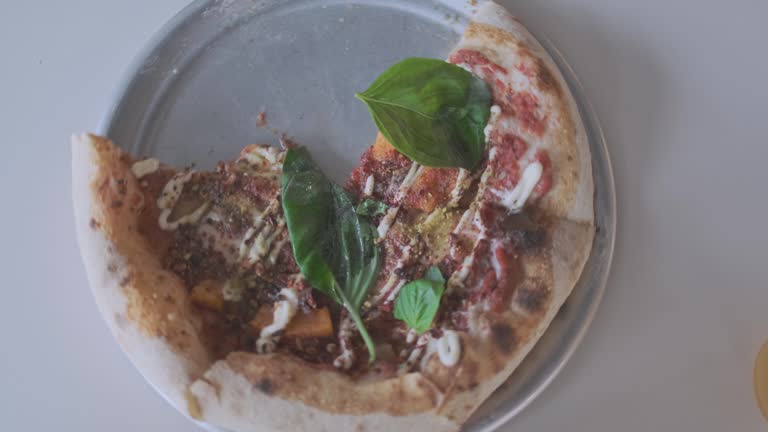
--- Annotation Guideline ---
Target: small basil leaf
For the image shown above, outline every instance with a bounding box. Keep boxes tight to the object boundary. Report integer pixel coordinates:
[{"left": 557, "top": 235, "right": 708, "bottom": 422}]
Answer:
[
  {"left": 356, "top": 198, "right": 388, "bottom": 217},
  {"left": 393, "top": 266, "right": 446, "bottom": 334},
  {"left": 282, "top": 148, "right": 380, "bottom": 362},
  {"left": 423, "top": 266, "right": 444, "bottom": 284},
  {"left": 356, "top": 57, "right": 492, "bottom": 169}
]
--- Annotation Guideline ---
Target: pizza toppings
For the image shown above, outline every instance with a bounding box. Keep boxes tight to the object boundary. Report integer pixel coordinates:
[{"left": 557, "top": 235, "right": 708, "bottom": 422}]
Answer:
[
  {"left": 435, "top": 330, "right": 461, "bottom": 367},
  {"left": 281, "top": 147, "right": 381, "bottom": 363},
  {"left": 493, "top": 161, "right": 543, "bottom": 213},
  {"left": 157, "top": 171, "right": 211, "bottom": 231},
  {"left": 256, "top": 287, "right": 299, "bottom": 353},
  {"left": 356, "top": 57, "right": 492, "bottom": 170},
  {"left": 363, "top": 174, "right": 375, "bottom": 196},
  {"left": 135, "top": 50, "right": 561, "bottom": 375},
  {"left": 393, "top": 266, "right": 446, "bottom": 334}
]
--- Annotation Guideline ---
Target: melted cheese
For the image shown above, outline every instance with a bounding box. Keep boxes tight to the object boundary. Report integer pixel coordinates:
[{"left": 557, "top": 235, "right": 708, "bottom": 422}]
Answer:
[
  {"left": 131, "top": 158, "right": 159, "bottom": 179},
  {"left": 493, "top": 161, "right": 542, "bottom": 213},
  {"left": 256, "top": 288, "right": 298, "bottom": 353}
]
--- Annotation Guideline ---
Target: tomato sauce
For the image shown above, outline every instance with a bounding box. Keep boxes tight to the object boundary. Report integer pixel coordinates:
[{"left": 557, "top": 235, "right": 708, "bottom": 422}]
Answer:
[
  {"left": 402, "top": 167, "right": 458, "bottom": 212},
  {"left": 449, "top": 49, "right": 508, "bottom": 75}
]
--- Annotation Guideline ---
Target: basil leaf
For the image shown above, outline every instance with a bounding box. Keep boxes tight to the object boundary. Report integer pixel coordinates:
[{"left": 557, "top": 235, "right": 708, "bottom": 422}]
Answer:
[
  {"left": 356, "top": 57, "right": 492, "bottom": 170},
  {"left": 281, "top": 147, "right": 380, "bottom": 362},
  {"left": 356, "top": 198, "right": 388, "bottom": 217},
  {"left": 393, "top": 266, "right": 446, "bottom": 334}
]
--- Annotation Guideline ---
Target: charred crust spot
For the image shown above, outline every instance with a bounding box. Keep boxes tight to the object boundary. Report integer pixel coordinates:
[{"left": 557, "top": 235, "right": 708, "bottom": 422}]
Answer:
[
  {"left": 515, "top": 283, "right": 550, "bottom": 313},
  {"left": 89, "top": 218, "right": 101, "bottom": 230},
  {"left": 110, "top": 200, "right": 124, "bottom": 208},
  {"left": 510, "top": 229, "right": 546, "bottom": 252},
  {"left": 490, "top": 323, "right": 516, "bottom": 354},
  {"left": 119, "top": 275, "right": 131, "bottom": 287},
  {"left": 255, "top": 378, "right": 274, "bottom": 395},
  {"left": 107, "top": 262, "right": 118, "bottom": 274}
]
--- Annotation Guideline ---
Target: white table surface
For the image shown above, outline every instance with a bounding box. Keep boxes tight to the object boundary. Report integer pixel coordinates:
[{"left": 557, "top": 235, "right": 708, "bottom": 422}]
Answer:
[{"left": 2, "top": 0, "right": 767, "bottom": 431}]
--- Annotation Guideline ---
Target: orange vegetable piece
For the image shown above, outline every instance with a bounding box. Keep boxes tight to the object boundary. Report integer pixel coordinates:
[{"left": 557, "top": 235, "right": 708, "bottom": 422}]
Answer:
[
  {"left": 250, "top": 306, "right": 333, "bottom": 338},
  {"left": 189, "top": 280, "right": 224, "bottom": 311}
]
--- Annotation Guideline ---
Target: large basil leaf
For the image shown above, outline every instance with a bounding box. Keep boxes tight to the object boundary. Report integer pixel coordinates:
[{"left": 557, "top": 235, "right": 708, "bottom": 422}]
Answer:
[
  {"left": 393, "top": 266, "right": 445, "bottom": 334},
  {"left": 356, "top": 57, "right": 492, "bottom": 169},
  {"left": 281, "top": 147, "right": 380, "bottom": 362}
]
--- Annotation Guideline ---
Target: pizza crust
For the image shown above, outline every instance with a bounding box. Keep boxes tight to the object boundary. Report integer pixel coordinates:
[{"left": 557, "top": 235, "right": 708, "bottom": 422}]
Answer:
[
  {"left": 458, "top": 1, "right": 594, "bottom": 224},
  {"left": 189, "top": 353, "right": 458, "bottom": 432},
  {"left": 72, "top": 133, "right": 211, "bottom": 412}
]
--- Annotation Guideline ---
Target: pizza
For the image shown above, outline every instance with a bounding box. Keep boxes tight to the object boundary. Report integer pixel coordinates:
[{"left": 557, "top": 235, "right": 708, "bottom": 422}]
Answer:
[{"left": 72, "top": 2, "right": 594, "bottom": 431}]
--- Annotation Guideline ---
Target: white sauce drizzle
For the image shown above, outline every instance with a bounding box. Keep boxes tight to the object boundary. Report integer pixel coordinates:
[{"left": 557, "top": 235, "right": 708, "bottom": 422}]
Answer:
[
  {"left": 397, "top": 163, "right": 423, "bottom": 199},
  {"left": 399, "top": 333, "right": 430, "bottom": 374},
  {"left": 448, "top": 168, "right": 471, "bottom": 207},
  {"left": 334, "top": 314, "right": 356, "bottom": 370},
  {"left": 256, "top": 288, "right": 298, "bottom": 353},
  {"left": 267, "top": 235, "right": 290, "bottom": 265},
  {"left": 247, "top": 218, "right": 285, "bottom": 262},
  {"left": 456, "top": 62, "right": 473, "bottom": 73},
  {"left": 157, "top": 171, "right": 193, "bottom": 209},
  {"left": 363, "top": 174, "right": 375, "bottom": 196},
  {"left": 377, "top": 206, "right": 399, "bottom": 238},
  {"left": 376, "top": 163, "right": 423, "bottom": 238},
  {"left": 435, "top": 330, "right": 461, "bottom": 367},
  {"left": 370, "top": 242, "right": 414, "bottom": 306},
  {"left": 131, "top": 158, "right": 159, "bottom": 179},
  {"left": 483, "top": 105, "right": 502, "bottom": 143},
  {"left": 493, "top": 161, "right": 542, "bottom": 213},
  {"left": 156, "top": 171, "right": 211, "bottom": 231},
  {"left": 238, "top": 198, "right": 281, "bottom": 262},
  {"left": 242, "top": 145, "right": 281, "bottom": 166}
]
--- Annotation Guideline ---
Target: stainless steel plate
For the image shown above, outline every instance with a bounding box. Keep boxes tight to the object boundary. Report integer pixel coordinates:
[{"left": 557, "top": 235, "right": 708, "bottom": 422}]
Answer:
[{"left": 100, "top": 1, "right": 616, "bottom": 430}]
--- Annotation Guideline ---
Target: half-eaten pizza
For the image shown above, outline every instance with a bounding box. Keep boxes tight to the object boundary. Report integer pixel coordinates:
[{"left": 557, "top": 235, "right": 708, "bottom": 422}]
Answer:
[{"left": 72, "top": 3, "right": 594, "bottom": 431}]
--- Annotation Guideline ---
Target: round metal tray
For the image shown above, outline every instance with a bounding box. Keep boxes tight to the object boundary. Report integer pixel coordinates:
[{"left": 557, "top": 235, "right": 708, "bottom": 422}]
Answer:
[{"left": 100, "top": 1, "right": 616, "bottom": 430}]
